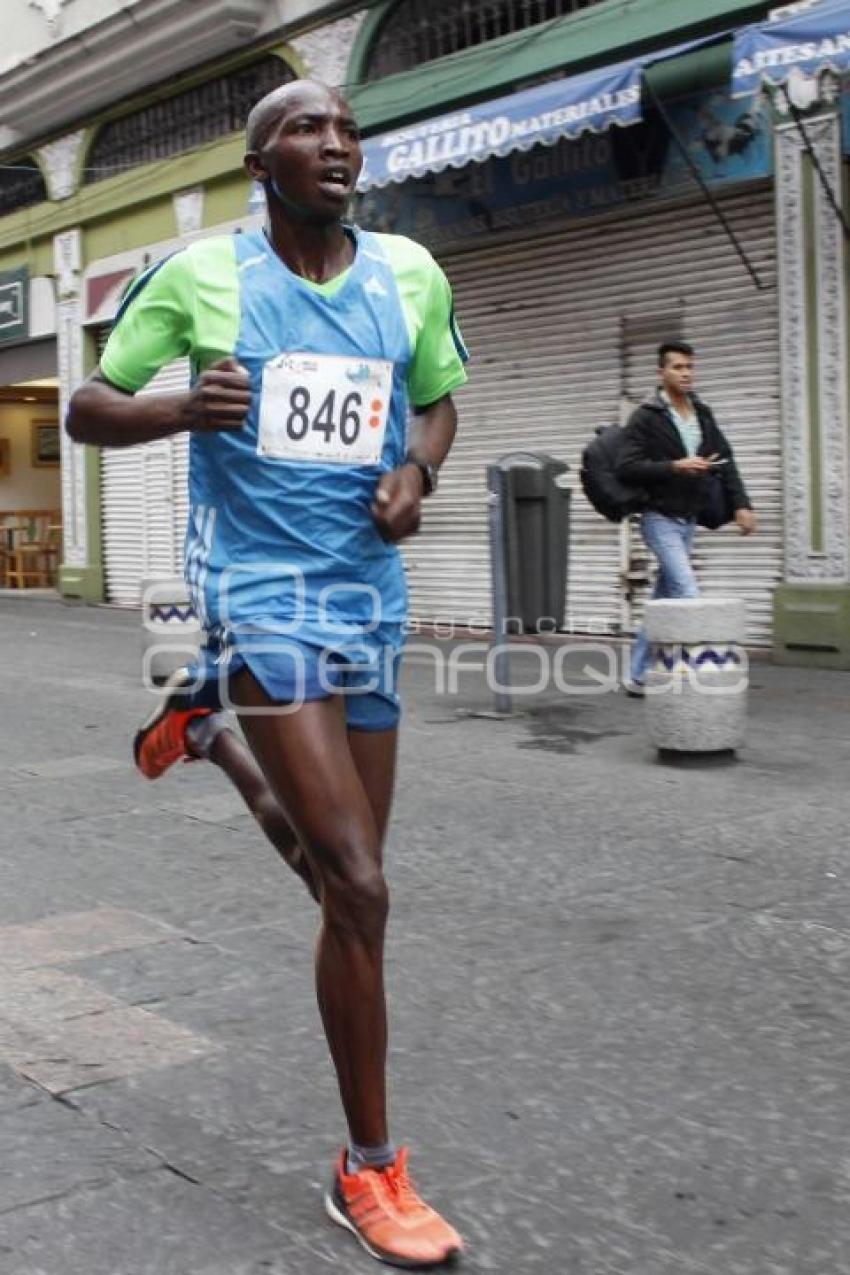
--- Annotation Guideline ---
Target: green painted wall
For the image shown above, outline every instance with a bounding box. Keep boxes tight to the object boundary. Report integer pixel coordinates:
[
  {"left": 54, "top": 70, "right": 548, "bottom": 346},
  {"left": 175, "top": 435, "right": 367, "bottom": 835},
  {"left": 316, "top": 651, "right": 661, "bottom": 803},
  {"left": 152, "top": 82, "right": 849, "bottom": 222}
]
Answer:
[
  {"left": 0, "top": 134, "right": 247, "bottom": 257},
  {"left": 204, "top": 169, "right": 254, "bottom": 230},
  {"left": 0, "top": 236, "right": 53, "bottom": 276},
  {"left": 774, "top": 585, "right": 850, "bottom": 669},
  {"left": 84, "top": 199, "right": 179, "bottom": 264}
]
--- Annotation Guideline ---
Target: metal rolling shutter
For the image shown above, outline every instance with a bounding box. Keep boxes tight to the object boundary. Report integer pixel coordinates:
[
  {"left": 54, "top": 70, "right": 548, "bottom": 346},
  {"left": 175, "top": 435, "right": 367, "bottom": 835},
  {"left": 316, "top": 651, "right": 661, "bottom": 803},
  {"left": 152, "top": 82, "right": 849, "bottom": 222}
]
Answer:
[
  {"left": 406, "top": 185, "right": 780, "bottom": 644},
  {"left": 171, "top": 430, "right": 190, "bottom": 575},
  {"left": 100, "top": 359, "right": 191, "bottom": 604}
]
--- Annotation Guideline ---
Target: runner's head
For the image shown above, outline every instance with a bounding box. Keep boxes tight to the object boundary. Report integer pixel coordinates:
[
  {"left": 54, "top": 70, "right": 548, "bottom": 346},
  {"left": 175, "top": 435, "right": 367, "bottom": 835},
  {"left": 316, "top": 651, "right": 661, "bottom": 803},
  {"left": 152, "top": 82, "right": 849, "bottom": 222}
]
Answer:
[{"left": 245, "top": 80, "right": 362, "bottom": 224}]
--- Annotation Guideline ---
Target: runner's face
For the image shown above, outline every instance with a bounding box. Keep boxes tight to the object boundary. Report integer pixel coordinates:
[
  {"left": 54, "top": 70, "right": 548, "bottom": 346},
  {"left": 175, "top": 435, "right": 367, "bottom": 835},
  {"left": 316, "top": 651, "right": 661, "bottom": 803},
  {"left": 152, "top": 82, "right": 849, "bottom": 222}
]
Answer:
[
  {"left": 255, "top": 88, "right": 362, "bottom": 222},
  {"left": 659, "top": 353, "right": 694, "bottom": 397}
]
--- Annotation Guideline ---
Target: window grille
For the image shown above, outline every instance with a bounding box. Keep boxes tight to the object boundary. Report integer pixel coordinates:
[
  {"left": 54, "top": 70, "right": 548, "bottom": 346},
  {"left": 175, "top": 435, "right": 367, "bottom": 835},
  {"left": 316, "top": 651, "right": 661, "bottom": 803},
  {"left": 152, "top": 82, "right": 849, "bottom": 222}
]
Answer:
[
  {"left": 84, "top": 54, "right": 294, "bottom": 184},
  {"left": 365, "top": 0, "right": 604, "bottom": 79},
  {"left": 0, "top": 158, "right": 47, "bottom": 216}
]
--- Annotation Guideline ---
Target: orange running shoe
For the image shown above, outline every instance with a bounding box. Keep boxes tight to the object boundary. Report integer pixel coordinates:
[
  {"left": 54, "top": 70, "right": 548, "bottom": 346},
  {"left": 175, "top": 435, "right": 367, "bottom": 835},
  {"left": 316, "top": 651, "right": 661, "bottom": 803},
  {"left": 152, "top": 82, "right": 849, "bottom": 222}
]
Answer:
[
  {"left": 133, "top": 669, "right": 211, "bottom": 781},
  {"left": 325, "top": 1147, "right": 463, "bottom": 1269}
]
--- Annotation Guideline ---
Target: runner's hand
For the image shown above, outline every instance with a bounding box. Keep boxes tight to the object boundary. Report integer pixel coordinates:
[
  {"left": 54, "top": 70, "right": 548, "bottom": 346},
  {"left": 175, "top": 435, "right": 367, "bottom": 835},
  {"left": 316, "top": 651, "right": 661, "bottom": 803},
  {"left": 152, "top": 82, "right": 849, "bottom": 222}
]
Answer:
[
  {"left": 182, "top": 358, "right": 252, "bottom": 433},
  {"left": 371, "top": 464, "right": 423, "bottom": 542}
]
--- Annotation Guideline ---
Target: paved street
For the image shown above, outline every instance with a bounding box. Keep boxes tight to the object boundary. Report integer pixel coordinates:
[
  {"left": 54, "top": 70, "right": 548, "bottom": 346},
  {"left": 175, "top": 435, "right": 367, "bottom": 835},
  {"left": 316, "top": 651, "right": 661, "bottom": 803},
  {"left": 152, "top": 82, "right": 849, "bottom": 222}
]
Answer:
[{"left": 1, "top": 595, "right": 850, "bottom": 1274}]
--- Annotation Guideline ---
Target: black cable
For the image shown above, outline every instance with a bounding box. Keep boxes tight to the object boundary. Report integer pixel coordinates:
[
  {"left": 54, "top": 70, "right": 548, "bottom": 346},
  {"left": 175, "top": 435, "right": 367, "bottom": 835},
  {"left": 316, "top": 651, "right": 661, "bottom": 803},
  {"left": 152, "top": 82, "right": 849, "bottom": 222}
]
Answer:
[{"left": 644, "top": 78, "right": 767, "bottom": 292}]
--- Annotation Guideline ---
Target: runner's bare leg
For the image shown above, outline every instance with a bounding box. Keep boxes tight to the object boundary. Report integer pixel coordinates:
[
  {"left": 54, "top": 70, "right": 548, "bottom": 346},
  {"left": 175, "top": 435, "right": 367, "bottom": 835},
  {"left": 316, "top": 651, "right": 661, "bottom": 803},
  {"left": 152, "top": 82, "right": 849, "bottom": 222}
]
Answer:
[
  {"left": 207, "top": 729, "right": 318, "bottom": 899},
  {"left": 232, "top": 669, "right": 391, "bottom": 1147}
]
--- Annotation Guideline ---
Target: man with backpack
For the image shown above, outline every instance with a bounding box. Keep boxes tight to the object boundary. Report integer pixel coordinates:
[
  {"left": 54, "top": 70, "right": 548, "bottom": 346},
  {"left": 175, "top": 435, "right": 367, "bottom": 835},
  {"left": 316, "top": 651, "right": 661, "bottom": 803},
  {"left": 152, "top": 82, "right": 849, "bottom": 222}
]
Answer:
[{"left": 615, "top": 340, "right": 756, "bottom": 696}]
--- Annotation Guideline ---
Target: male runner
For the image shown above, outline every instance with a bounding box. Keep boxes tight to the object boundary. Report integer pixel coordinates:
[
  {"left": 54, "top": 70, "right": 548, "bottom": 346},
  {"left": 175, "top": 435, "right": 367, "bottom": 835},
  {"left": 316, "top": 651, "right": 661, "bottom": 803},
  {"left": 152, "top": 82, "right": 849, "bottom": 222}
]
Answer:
[{"left": 66, "top": 79, "right": 467, "bottom": 1269}]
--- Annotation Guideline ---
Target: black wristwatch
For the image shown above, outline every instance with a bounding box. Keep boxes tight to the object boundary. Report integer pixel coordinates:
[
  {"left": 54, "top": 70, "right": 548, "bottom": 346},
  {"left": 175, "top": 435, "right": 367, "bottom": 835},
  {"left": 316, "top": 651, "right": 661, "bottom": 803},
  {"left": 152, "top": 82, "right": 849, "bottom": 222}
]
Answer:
[{"left": 405, "top": 454, "right": 439, "bottom": 497}]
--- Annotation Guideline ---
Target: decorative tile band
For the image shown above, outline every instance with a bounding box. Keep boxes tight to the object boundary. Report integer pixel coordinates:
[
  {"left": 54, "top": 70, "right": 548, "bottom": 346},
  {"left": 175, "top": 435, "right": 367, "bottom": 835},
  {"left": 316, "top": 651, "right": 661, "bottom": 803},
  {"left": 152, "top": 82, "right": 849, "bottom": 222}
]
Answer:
[
  {"left": 148, "top": 604, "right": 197, "bottom": 624},
  {"left": 651, "top": 644, "right": 744, "bottom": 672}
]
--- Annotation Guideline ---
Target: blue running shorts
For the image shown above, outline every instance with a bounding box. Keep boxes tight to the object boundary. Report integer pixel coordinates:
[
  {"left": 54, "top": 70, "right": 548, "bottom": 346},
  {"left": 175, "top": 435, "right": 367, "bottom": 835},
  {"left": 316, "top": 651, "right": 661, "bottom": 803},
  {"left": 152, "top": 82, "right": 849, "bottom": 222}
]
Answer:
[{"left": 182, "top": 622, "right": 404, "bottom": 732}]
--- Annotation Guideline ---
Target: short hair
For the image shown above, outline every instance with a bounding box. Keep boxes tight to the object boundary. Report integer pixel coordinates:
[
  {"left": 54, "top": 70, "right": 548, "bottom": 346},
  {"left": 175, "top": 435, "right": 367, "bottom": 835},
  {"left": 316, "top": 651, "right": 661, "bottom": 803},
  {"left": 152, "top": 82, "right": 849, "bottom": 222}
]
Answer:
[{"left": 658, "top": 340, "right": 694, "bottom": 367}]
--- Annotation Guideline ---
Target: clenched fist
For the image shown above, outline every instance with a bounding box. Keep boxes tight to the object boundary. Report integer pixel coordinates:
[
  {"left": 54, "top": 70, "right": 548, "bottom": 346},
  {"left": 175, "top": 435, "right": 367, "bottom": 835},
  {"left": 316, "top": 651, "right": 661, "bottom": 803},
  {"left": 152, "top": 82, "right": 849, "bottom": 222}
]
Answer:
[
  {"left": 182, "top": 357, "right": 252, "bottom": 434},
  {"left": 371, "top": 463, "right": 424, "bottom": 543}
]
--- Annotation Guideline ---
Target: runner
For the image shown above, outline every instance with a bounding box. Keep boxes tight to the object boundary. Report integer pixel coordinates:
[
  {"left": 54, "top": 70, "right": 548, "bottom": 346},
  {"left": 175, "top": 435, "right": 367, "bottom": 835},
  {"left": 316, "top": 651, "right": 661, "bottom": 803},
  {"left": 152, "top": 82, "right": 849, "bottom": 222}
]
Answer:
[{"left": 66, "top": 79, "right": 467, "bottom": 1269}]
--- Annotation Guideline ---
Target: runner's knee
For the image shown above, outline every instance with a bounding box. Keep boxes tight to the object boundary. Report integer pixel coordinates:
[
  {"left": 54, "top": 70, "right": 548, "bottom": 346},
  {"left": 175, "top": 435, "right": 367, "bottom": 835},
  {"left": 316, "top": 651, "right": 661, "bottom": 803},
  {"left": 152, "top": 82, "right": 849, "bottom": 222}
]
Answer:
[{"left": 322, "top": 858, "right": 389, "bottom": 937}]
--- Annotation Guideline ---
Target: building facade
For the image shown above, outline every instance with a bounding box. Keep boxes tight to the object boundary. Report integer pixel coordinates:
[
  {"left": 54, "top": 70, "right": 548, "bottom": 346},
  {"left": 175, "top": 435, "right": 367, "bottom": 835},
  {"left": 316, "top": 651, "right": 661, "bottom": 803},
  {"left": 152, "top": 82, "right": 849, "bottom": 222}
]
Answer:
[{"left": 0, "top": 0, "right": 847, "bottom": 662}]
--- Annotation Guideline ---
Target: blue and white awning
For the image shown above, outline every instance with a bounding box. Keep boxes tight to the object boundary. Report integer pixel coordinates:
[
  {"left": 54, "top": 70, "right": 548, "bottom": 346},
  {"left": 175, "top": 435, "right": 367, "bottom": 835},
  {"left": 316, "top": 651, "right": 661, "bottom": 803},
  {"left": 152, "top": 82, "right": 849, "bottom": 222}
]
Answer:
[
  {"left": 358, "top": 56, "right": 645, "bottom": 191},
  {"left": 732, "top": 0, "right": 850, "bottom": 99}
]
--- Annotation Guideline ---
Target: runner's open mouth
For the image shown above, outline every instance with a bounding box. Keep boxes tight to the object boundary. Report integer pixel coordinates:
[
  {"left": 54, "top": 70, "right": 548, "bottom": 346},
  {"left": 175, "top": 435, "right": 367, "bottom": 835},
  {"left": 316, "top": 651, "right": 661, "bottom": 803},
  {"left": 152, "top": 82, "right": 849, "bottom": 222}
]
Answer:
[{"left": 319, "top": 168, "right": 351, "bottom": 189}]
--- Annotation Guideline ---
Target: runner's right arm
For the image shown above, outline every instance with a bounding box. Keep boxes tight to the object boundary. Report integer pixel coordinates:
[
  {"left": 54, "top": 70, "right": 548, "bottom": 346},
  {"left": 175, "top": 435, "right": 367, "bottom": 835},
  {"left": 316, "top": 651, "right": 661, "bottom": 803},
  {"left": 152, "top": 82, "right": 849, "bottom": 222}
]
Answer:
[
  {"left": 66, "top": 360, "right": 251, "bottom": 447},
  {"left": 65, "top": 249, "right": 251, "bottom": 446}
]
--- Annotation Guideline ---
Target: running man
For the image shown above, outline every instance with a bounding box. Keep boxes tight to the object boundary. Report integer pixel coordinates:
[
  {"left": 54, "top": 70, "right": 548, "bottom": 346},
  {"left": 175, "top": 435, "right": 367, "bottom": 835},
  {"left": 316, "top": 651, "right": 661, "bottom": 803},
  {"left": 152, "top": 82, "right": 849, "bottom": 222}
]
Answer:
[{"left": 66, "top": 79, "right": 467, "bottom": 1269}]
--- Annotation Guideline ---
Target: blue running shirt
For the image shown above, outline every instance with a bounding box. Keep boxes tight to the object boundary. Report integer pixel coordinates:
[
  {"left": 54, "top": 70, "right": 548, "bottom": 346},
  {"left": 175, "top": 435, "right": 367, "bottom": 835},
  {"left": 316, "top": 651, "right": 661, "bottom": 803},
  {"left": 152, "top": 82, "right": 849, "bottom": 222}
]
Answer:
[{"left": 100, "top": 228, "right": 468, "bottom": 647}]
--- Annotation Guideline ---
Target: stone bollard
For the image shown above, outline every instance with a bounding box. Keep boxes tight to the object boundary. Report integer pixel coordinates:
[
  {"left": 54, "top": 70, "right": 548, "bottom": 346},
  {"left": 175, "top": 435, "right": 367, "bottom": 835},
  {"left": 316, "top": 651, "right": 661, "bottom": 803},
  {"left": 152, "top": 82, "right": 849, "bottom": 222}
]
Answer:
[
  {"left": 140, "top": 576, "right": 201, "bottom": 686},
  {"left": 643, "top": 597, "right": 747, "bottom": 755}
]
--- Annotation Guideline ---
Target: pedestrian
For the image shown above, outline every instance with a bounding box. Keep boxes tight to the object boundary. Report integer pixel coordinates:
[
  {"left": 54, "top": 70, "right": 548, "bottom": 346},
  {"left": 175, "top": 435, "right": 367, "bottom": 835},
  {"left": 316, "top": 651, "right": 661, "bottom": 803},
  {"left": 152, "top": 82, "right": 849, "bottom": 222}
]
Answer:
[
  {"left": 616, "top": 340, "right": 756, "bottom": 696},
  {"left": 66, "top": 79, "right": 467, "bottom": 1269}
]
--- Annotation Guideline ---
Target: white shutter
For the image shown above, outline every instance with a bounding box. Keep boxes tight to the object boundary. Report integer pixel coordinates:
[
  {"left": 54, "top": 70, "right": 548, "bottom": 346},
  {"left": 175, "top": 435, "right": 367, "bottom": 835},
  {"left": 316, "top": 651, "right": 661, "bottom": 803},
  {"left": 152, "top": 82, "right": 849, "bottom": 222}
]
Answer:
[
  {"left": 404, "top": 185, "right": 781, "bottom": 644},
  {"left": 172, "top": 432, "right": 190, "bottom": 575},
  {"left": 100, "top": 359, "right": 191, "bottom": 604}
]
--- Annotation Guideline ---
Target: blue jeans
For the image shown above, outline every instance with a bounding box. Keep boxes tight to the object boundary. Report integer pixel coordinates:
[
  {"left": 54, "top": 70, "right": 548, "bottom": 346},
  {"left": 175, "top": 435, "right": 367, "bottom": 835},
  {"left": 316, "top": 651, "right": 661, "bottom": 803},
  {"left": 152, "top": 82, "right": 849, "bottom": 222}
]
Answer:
[{"left": 629, "top": 512, "right": 699, "bottom": 684}]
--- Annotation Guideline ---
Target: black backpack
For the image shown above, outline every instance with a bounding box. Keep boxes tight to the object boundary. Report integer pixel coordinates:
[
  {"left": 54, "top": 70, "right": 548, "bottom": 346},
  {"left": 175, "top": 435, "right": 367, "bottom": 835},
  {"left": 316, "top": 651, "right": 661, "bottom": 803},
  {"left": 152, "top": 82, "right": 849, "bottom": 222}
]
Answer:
[{"left": 580, "top": 424, "right": 649, "bottom": 523}]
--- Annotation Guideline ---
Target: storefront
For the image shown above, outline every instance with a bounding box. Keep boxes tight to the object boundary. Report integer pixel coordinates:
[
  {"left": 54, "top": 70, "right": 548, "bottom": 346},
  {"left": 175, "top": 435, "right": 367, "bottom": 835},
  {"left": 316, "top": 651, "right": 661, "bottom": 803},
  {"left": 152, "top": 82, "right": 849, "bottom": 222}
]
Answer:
[
  {"left": 357, "top": 56, "right": 783, "bottom": 644},
  {"left": 0, "top": 266, "right": 61, "bottom": 588},
  {"left": 58, "top": 0, "right": 849, "bottom": 662},
  {"left": 731, "top": 0, "right": 850, "bottom": 663}
]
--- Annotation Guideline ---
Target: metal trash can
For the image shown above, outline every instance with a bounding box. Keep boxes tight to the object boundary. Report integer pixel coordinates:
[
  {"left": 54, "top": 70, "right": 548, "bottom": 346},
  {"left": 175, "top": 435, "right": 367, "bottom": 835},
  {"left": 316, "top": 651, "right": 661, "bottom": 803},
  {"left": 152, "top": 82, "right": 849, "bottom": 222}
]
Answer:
[{"left": 489, "top": 452, "right": 570, "bottom": 634}]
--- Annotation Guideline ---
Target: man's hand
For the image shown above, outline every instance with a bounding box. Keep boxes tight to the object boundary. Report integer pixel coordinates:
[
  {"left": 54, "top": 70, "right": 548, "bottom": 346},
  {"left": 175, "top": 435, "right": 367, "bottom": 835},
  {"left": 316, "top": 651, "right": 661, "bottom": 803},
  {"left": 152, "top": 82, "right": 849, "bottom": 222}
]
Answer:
[
  {"left": 671, "top": 457, "right": 714, "bottom": 476},
  {"left": 182, "top": 357, "right": 252, "bottom": 433},
  {"left": 371, "top": 463, "right": 424, "bottom": 543},
  {"left": 735, "top": 508, "right": 757, "bottom": 536}
]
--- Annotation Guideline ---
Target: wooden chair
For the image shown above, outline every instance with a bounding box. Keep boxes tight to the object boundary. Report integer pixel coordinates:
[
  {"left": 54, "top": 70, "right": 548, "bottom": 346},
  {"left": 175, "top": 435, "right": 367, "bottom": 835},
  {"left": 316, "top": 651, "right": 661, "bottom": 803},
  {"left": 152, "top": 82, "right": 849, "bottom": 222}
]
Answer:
[
  {"left": 1, "top": 511, "right": 61, "bottom": 589},
  {"left": 0, "top": 514, "right": 18, "bottom": 587},
  {"left": 43, "top": 521, "right": 62, "bottom": 586}
]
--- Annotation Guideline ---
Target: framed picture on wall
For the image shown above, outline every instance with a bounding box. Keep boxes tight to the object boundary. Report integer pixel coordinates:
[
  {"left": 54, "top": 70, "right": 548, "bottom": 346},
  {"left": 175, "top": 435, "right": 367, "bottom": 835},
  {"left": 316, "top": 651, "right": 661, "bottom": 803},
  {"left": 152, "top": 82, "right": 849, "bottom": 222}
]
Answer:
[
  {"left": 32, "top": 420, "right": 60, "bottom": 468},
  {"left": 0, "top": 437, "right": 9, "bottom": 477}
]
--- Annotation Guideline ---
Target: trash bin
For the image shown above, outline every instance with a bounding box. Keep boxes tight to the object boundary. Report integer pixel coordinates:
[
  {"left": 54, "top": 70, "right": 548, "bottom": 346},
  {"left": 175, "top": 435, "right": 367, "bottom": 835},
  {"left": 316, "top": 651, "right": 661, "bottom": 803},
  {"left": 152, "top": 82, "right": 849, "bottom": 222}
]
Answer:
[{"left": 488, "top": 453, "right": 570, "bottom": 634}]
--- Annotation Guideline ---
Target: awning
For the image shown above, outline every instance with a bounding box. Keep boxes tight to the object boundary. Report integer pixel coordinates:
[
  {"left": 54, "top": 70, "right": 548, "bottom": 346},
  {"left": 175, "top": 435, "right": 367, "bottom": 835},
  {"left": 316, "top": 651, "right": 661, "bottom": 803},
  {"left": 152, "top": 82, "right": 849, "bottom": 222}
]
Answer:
[
  {"left": 358, "top": 56, "right": 642, "bottom": 191},
  {"left": 732, "top": 0, "right": 850, "bottom": 99},
  {"left": 358, "top": 34, "right": 728, "bottom": 192}
]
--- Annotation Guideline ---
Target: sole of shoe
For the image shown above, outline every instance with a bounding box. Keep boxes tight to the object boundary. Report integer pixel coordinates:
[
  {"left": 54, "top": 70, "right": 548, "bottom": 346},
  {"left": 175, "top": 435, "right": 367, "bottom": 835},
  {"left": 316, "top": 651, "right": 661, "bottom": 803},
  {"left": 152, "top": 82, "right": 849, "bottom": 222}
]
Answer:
[
  {"left": 324, "top": 1190, "right": 460, "bottom": 1270},
  {"left": 132, "top": 670, "right": 198, "bottom": 773}
]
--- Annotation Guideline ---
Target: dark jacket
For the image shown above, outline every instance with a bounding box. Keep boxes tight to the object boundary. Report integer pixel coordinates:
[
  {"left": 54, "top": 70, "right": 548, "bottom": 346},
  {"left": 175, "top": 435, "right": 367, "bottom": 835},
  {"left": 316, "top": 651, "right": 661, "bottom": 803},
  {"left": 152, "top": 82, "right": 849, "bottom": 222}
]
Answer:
[{"left": 615, "top": 393, "right": 751, "bottom": 520}]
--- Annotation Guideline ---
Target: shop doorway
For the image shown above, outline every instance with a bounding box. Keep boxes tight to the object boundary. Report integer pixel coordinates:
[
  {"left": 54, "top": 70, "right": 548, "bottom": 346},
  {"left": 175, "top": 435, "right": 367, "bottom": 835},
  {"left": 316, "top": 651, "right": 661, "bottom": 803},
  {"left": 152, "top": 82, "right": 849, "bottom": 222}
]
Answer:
[{"left": 0, "top": 378, "right": 61, "bottom": 591}]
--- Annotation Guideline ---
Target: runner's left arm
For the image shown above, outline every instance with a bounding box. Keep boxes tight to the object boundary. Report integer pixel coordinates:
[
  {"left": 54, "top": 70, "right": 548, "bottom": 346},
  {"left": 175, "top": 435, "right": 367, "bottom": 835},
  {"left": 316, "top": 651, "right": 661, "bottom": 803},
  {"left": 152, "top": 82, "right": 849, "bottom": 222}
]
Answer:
[{"left": 372, "top": 256, "right": 468, "bottom": 543}]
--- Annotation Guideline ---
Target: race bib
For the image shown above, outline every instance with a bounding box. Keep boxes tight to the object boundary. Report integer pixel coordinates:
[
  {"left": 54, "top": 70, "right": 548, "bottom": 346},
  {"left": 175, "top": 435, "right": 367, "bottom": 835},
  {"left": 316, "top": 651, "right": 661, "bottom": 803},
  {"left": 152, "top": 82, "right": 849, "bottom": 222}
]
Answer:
[{"left": 258, "top": 353, "right": 393, "bottom": 466}]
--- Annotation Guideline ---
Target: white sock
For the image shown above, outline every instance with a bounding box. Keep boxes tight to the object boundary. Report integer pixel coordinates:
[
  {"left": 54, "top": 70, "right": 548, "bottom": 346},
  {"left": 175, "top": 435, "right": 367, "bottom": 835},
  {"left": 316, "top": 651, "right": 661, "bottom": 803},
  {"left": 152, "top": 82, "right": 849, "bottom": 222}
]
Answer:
[
  {"left": 346, "top": 1142, "right": 397, "bottom": 1175},
  {"left": 185, "top": 712, "right": 230, "bottom": 759}
]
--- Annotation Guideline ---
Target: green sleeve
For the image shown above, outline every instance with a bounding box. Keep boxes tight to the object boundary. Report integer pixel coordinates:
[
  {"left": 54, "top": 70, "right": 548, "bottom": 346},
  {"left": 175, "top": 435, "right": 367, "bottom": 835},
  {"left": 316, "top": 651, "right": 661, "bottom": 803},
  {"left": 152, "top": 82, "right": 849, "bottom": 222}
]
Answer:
[
  {"left": 374, "top": 234, "right": 469, "bottom": 408},
  {"left": 100, "top": 252, "right": 196, "bottom": 393},
  {"left": 407, "top": 257, "right": 469, "bottom": 408}
]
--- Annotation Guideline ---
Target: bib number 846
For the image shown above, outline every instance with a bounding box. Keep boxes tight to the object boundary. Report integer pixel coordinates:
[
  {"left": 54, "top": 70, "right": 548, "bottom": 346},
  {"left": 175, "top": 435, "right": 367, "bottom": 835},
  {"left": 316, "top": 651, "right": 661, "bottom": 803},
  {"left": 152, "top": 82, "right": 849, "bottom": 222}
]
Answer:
[{"left": 287, "top": 387, "right": 362, "bottom": 446}]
